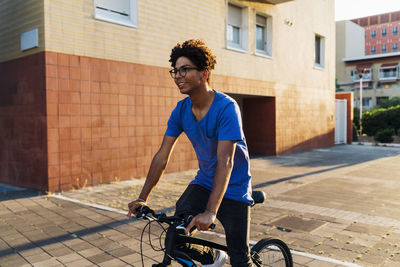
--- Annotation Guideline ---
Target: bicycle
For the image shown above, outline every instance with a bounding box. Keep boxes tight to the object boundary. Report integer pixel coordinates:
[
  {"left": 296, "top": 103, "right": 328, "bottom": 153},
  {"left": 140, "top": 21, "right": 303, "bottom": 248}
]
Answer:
[{"left": 135, "top": 190, "right": 293, "bottom": 267}]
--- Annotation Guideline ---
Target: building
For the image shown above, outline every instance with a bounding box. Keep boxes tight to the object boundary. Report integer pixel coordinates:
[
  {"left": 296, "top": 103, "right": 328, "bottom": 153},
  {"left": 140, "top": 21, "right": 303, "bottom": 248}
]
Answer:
[
  {"left": 351, "top": 11, "right": 400, "bottom": 55},
  {"left": 336, "top": 13, "right": 400, "bottom": 110},
  {"left": 0, "top": 0, "right": 335, "bottom": 192}
]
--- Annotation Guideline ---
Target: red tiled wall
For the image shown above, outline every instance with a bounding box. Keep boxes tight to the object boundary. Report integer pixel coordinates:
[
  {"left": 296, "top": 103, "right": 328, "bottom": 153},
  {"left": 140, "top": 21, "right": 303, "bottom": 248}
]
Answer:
[
  {"left": 44, "top": 52, "right": 197, "bottom": 191},
  {"left": 0, "top": 52, "right": 48, "bottom": 190}
]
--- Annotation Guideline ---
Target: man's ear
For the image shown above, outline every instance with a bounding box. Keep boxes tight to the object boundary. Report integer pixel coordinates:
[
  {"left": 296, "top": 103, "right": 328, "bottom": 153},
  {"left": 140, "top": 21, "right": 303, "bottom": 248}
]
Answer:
[{"left": 201, "top": 70, "right": 209, "bottom": 82}]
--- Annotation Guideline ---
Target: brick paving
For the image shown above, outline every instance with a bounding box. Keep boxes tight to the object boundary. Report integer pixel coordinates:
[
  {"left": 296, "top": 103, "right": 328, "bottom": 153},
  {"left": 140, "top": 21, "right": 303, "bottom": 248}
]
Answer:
[{"left": 0, "top": 145, "right": 400, "bottom": 266}]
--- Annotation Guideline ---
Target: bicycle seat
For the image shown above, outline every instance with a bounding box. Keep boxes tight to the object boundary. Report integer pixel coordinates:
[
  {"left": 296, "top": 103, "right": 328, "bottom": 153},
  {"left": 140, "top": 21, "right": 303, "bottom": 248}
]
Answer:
[{"left": 252, "top": 191, "right": 266, "bottom": 205}]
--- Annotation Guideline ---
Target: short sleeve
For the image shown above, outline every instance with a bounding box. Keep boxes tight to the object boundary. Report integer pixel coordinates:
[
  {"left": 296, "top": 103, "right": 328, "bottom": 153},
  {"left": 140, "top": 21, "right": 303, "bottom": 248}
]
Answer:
[
  {"left": 165, "top": 104, "right": 183, "bottom": 137},
  {"left": 218, "top": 102, "right": 244, "bottom": 141}
]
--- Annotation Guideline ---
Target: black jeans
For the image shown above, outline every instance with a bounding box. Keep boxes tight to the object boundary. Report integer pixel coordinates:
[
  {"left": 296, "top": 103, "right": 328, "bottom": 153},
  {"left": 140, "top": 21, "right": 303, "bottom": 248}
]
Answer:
[{"left": 169, "top": 184, "right": 252, "bottom": 267}]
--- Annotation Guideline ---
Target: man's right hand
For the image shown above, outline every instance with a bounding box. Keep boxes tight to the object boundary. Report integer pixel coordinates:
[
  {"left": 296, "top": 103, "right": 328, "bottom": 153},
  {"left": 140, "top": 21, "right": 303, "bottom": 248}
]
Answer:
[{"left": 127, "top": 199, "right": 146, "bottom": 219}]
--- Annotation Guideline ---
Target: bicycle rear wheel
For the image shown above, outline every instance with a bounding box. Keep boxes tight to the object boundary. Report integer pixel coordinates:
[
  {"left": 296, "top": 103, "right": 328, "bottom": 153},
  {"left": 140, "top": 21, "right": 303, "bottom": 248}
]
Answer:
[{"left": 251, "top": 238, "right": 293, "bottom": 267}]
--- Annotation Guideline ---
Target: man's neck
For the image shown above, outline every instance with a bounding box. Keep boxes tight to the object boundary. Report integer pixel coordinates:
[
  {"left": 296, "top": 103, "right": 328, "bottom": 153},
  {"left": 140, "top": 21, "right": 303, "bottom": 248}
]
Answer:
[{"left": 189, "top": 84, "right": 215, "bottom": 121}]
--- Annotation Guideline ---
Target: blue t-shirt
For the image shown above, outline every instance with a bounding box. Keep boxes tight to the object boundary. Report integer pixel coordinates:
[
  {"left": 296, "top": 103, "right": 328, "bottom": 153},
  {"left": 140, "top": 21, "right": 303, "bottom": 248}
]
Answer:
[{"left": 165, "top": 90, "right": 253, "bottom": 204}]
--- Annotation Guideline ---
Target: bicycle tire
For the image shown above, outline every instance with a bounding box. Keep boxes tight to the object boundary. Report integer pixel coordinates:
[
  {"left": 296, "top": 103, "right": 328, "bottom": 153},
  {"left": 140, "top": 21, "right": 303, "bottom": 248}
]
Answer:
[{"left": 251, "top": 238, "right": 293, "bottom": 267}]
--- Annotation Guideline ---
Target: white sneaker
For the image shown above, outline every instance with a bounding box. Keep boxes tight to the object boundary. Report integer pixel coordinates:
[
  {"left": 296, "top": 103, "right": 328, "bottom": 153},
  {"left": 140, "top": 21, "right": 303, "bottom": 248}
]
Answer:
[{"left": 203, "top": 249, "right": 228, "bottom": 267}]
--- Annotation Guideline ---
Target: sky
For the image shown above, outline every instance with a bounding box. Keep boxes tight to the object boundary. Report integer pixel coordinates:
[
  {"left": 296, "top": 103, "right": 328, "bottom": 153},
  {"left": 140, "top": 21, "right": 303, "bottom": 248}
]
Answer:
[{"left": 335, "top": 0, "right": 400, "bottom": 21}]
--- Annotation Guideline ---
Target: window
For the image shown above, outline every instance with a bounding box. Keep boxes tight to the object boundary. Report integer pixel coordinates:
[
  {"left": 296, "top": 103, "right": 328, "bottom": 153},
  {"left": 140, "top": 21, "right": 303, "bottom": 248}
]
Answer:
[
  {"left": 94, "top": 0, "right": 138, "bottom": 27},
  {"left": 371, "top": 46, "right": 376, "bottom": 54},
  {"left": 393, "top": 43, "right": 398, "bottom": 52},
  {"left": 393, "top": 27, "right": 398, "bottom": 36},
  {"left": 379, "top": 64, "right": 398, "bottom": 80},
  {"left": 382, "top": 28, "right": 387, "bottom": 37},
  {"left": 227, "top": 3, "right": 248, "bottom": 51},
  {"left": 255, "top": 14, "right": 272, "bottom": 56},
  {"left": 382, "top": 45, "right": 387, "bottom": 53},
  {"left": 376, "top": 96, "right": 389, "bottom": 105},
  {"left": 371, "top": 30, "right": 376, "bottom": 39},
  {"left": 314, "top": 34, "right": 325, "bottom": 68},
  {"left": 362, "top": 97, "right": 372, "bottom": 108}
]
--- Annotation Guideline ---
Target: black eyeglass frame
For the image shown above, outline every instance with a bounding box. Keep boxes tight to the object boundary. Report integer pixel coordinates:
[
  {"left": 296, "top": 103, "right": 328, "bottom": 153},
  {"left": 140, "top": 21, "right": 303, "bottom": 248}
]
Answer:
[{"left": 169, "top": 66, "right": 201, "bottom": 78}]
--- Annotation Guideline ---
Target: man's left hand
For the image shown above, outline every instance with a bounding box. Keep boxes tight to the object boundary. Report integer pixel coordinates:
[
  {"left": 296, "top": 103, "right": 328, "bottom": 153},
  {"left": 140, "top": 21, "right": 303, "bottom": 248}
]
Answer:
[{"left": 185, "top": 210, "right": 216, "bottom": 235}]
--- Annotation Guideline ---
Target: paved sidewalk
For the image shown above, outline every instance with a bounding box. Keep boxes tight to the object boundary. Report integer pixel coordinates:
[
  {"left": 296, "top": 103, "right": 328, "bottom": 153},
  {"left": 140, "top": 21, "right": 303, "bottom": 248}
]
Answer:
[{"left": 1, "top": 144, "right": 400, "bottom": 266}]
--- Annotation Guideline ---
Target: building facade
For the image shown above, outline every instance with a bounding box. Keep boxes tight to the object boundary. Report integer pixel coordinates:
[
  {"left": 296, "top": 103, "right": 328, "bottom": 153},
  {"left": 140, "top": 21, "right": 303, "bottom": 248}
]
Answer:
[
  {"left": 0, "top": 0, "right": 335, "bottom": 192},
  {"left": 351, "top": 11, "right": 400, "bottom": 55},
  {"left": 337, "top": 13, "right": 400, "bottom": 110},
  {"left": 340, "top": 54, "right": 400, "bottom": 109}
]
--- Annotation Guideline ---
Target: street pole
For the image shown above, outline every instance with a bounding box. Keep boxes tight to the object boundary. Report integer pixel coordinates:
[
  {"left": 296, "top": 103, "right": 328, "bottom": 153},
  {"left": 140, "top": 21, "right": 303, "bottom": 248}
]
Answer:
[
  {"left": 359, "top": 76, "right": 363, "bottom": 136},
  {"left": 357, "top": 68, "right": 366, "bottom": 137}
]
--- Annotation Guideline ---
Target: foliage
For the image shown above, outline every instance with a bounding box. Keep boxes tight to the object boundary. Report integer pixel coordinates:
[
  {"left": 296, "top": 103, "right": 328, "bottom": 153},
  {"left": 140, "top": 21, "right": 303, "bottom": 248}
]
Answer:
[
  {"left": 352, "top": 122, "right": 358, "bottom": 142},
  {"left": 362, "top": 105, "right": 400, "bottom": 136},
  {"left": 376, "top": 97, "right": 400, "bottom": 109},
  {"left": 353, "top": 107, "right": 360, "bottom": 129},
  {"left": 374, "top": 128, "right": 394, "bottom": 143},
  {"left": 335, "top": 78, "right": 343, "bottom": 92}
]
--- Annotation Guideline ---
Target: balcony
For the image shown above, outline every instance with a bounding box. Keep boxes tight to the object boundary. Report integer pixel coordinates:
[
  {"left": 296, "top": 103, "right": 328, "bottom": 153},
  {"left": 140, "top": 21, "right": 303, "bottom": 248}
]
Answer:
[
  {"left": 378, "top": 63, "right": 399, "bottom": 81},
  {"left": 351, "top": 68, "right": 373, "bottom": 82},
  {"left": 239, "top": 0, "right": 294, "bottom": 4}
]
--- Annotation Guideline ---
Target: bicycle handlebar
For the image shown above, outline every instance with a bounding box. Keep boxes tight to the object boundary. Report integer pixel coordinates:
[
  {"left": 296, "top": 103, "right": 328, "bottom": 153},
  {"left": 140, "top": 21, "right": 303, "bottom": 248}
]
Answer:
[{"left": 135, "top": 205, "right": 216, "bottom": 230}]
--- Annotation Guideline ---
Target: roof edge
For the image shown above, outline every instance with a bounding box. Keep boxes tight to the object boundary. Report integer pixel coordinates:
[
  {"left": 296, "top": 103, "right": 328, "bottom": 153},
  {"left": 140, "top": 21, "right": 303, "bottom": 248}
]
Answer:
[{"left": 343, "top": 52, "right": 400, "bottom": 62}]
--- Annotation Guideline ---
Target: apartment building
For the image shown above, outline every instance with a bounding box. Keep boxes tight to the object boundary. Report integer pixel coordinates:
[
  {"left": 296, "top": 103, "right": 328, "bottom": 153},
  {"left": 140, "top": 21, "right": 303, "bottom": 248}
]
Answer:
[
  {"left": 351, "top": 11, "right": 400, "bottom": 55},
  {"left": 336, "top": 16, "right": 400, "bottom": 109},
  {"left": 0, "top": 0, "right": 335, "bottom": 191}
]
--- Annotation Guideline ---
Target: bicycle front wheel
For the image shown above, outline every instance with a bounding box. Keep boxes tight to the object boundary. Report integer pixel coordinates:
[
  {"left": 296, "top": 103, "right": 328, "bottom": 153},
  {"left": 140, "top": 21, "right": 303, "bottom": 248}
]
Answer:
[{"left": 251, "top": 238, "right": 293, "bottom": 267}]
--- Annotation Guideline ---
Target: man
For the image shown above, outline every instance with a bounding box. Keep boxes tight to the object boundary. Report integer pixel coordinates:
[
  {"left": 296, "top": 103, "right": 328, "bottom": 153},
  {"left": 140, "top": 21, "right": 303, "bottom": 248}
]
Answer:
[{"left": 128, "top": 39, "right": 253, "bottom": 266}]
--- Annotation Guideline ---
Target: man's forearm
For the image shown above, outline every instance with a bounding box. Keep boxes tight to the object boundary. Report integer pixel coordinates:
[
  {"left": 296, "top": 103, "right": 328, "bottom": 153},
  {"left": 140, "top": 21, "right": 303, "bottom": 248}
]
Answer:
[
  {"left": 206, "top": 160, "right": 233, "bottom": 214},
  {"left": 138, "top": 152, "right": 168, "bottom": 201}
]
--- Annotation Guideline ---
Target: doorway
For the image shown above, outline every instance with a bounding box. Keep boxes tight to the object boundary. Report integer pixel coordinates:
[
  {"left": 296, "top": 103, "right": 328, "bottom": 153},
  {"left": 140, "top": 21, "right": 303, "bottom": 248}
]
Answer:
[{"left": 228, "top": 94, "right": 276, "bottom": 156}]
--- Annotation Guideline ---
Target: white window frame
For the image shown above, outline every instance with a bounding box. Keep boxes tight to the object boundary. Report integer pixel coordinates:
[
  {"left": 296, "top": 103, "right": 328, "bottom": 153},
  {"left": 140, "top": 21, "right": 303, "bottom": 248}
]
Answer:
[
  {"left": 94, "top": 0, "right": 138, "bottom": 28},
  {"left": 255, "top": 12, "right": 272, "bottom": 57},
  {"left": 226, "top": 2, "right": 248, "bottom": 53},
  {"left": 379, "top": 65, "right": 399, "bottom": 80},
  {"left": 362, "top": 97, "right": 372, "bottom": 109},
  {"left": 314, "top": 34, "right": 325, "bottom": 68}
]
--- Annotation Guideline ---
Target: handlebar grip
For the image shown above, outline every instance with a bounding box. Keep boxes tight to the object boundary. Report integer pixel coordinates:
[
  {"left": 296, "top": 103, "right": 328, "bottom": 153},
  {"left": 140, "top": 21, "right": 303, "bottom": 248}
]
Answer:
[{"left": 135, "top": 205, "right": 153, "bottom": 218}]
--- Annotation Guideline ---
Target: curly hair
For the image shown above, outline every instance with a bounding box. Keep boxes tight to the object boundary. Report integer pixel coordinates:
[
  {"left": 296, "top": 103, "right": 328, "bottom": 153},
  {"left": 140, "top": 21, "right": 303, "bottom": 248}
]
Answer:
[{"left": 169, "top": 39, "right": 217, "bottom": 83}]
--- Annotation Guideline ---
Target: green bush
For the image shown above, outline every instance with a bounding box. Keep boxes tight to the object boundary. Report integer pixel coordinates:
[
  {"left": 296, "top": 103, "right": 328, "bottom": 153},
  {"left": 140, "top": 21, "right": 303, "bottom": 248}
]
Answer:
[
  {"left": 362, "top": 105, "right": 400, "bottom": 136},
  {"left": 374, "top": 128, "right": 394, "bottom": 143},
  {"left": 352, "top": 122, "right": 358, "bottom": 142},
  {"left": 377, "top": 97, "right": 400, "bottom": 108},
  {"left": 353, "top": 107, "right": 360, "bottom": 129}
]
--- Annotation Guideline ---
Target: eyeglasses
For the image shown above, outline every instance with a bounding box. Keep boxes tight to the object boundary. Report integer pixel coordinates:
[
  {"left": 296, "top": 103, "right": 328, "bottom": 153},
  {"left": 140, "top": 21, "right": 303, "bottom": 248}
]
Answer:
[{"left": 169, "top": 66, "right": 200, "bottom": 78}]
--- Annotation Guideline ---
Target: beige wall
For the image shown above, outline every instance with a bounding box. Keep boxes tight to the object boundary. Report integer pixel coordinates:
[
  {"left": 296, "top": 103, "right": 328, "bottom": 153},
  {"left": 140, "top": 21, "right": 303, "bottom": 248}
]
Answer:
[
  {"left": 40, "top": 0, "right": 334, "bottom": 89},
  {"left": 1, "top": 0, "right": 335, "bottom": 95},
  {"left": 336, "top": 20, "right": 365, "bottom": 83},
  {"left": 0, "top": 0, "right": 45, "bottom": 63},
  {"left": 344, "top": 21, "right": 365, "bottom": 58}
]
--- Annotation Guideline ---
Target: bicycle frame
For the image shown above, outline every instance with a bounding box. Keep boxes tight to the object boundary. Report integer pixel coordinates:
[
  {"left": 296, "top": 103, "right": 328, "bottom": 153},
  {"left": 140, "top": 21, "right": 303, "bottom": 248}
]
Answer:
[
  {"left": 137, "top": 191, "right": 268, "bottom": 266},
  {"left": 160, "top": 224, "right": 227, "bottom": 266}
]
